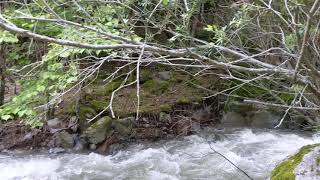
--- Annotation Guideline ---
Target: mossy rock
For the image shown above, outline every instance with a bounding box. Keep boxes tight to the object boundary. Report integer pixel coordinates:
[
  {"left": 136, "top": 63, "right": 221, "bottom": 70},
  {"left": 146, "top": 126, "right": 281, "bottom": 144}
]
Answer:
[
  {"left": 271, "top": 144, "right": 320, "bottom": 180},
  {"left": 84, "top": 116, "right": 112, "bottom": 144}
]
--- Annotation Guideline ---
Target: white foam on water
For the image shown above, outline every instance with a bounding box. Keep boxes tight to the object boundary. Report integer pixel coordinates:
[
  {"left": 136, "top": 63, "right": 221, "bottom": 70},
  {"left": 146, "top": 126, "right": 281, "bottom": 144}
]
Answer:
[{"left": 0, "top": 128, "right": 319, "bottom": 180}]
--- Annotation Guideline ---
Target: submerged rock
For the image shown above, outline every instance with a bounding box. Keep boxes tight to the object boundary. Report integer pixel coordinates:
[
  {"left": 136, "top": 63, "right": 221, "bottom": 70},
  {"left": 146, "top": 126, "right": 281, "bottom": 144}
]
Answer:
[
  {"left": 84, "top": 116, "right": 112, "bottom": 144},
  {"left": 271, "top": 144, "right": 320, "bottom": 180},
  {"left": 49, "top": 147, "right": 65, "bottom": 154}
]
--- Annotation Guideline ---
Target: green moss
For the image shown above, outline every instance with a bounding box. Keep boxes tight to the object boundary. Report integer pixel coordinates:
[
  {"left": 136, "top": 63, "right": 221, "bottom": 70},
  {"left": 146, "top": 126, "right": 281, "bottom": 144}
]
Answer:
[
  {"left": 105, "top": 81, "right": 122, "bottom": 94},
  {"left": 316, "top": 154, "right": 320, "bottom": 166},
  {"left": 143, "top": 80, "right": 170, "bottom": 95},
  {"left": 90, "top": 100, "right": 109, "bottom": 111},
  {"left": 169, "top": 72, "right": 186, "bottom": 83},
  {"left": 271, "top": 144, "right": 320, "bottom": 180},
  {"left": 78, "top": 106, "right": 97, "bottom": 128},
  {"left": 160, "top": 104, "right": 172, "bottom": 113},
  {"left": 140, "top": 69, "right": 153, "bottom": 83},
  {"left": 178, "top": 96, "right": 190, "bottom": 104}
]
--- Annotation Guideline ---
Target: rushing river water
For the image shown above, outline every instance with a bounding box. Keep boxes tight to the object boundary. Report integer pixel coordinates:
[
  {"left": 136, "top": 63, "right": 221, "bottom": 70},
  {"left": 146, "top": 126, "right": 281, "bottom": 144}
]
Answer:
[{"left": 0, "top": 128, "right": 319, "bottom": 180}]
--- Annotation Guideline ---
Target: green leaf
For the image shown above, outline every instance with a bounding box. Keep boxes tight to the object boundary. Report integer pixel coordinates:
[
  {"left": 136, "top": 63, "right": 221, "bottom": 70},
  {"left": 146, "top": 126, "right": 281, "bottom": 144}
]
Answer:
[
  {"left": 1, "top": 115, "right": 13, "bottom": 121},
  {"left": 0, "top": 30, "right": 18, "bottom": 43},
  {"left": 163, "top": 0, "right": 169, "bottom": 6}
]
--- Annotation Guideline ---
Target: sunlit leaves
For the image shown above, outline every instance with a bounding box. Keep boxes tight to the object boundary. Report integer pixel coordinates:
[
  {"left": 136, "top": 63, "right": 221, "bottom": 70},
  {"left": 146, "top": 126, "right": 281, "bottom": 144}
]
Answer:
[{"left": 0, "top": 30, "right": 18, "bottom": 43}]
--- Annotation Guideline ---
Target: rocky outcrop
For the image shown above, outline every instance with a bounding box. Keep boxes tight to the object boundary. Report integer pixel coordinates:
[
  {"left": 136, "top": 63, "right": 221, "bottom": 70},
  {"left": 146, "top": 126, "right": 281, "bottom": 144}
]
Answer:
[{"left": 271, "top": 144, "right": 320, "bottom": 180}]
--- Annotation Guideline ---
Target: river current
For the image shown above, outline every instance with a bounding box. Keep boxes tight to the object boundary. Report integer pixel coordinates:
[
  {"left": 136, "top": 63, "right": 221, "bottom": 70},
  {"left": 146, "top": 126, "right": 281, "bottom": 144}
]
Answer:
[{"left": 0, "top": 128, "right": 319, "bottom": 180}]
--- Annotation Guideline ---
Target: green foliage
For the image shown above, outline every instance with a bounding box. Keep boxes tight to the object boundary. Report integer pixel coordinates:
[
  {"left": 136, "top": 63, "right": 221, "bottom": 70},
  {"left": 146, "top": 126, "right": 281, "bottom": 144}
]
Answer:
[
  {"left": 204, "top": 25, "right": 227, "bottom": 45},
  {"left": 0, "top": 60, "right": 78, "bottom": 127},
  {"left": 0, "top": 30, "right": 18, "bottom": 43},
  {"left": 285, "top": 33, "right": 298, "bottom": 51}
]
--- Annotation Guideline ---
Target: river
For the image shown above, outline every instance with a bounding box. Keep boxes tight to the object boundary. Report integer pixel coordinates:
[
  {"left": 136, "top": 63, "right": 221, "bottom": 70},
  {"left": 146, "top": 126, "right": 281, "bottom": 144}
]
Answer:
[{"left": 0, "top": 128, "right": 319, "bottom": 180}]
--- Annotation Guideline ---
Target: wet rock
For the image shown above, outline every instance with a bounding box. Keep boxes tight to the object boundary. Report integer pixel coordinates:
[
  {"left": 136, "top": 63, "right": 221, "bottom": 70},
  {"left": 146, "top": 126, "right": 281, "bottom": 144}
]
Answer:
[
  {"left": 73, "top": 136, "right": 87, "bottom": 152},
  {"left": 97, "top": 134, "right": 119, "bottom": 154},
  {"left": 89, "top": 144, "right": 97, "bottom": 151},
  {"left": 108, "top": 143, "right": 124, "bottom": 155},
  {"left": 220, "top": 111, "right": 248, "bottom": 127},
  {"left": 112, "top": 120, "right": 132, "bottom": 140},
  {"left": 84, "top": 116, "right": 112, "bottom": 144},
  {"left": 191, "top": 121, "right": 201, "bottom": 133},
  {"left": 56, "top": 131, "right": 74, "bottom": 149},
  {"left": 49, "top": 147, "right": 65, "bottom": 154},
  {"left": 158, "top": 71, "right": 172, "bottom": 80},
  {"left": 250, "top": 111, "right": 280, "bottom": 128}
]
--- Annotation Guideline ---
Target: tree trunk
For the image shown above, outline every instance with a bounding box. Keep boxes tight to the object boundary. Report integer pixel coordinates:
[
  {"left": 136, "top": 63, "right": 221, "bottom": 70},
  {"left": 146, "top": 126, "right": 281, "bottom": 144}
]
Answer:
[{"left": 0, "top": 45, "right": 5, "bottom": 106}]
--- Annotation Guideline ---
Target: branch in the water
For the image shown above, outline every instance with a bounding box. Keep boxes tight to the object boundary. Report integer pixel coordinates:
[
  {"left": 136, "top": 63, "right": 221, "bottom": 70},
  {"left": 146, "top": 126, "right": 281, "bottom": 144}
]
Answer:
[{"left": 207, "top": 141, "right": 254, "bottom": 180}]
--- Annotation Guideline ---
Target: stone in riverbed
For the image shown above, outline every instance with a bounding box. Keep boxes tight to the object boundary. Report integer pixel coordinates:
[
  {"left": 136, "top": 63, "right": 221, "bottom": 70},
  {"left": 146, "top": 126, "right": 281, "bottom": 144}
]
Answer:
[
  {"left": 84, "top": 116, "right": 112, "bottom": 144},
  {"left": 56, "top": 131, "right": 75, "bottom": 149},
  {"left": 112, "top": 120, "right": 133, "bottom": 140},
  {"left": 49, "top": 147, "right": 65, "bottom": 154}
]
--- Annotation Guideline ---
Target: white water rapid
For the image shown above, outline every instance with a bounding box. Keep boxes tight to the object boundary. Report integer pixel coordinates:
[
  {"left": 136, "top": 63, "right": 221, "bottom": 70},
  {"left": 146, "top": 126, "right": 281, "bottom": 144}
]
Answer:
[{"left": 0, "top": 128, "right": 319, "bottom": 180}]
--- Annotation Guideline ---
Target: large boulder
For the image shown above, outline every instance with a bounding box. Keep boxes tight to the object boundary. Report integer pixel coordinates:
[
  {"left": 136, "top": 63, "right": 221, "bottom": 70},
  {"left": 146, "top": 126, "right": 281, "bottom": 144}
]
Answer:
[
  {"left": 84, "top": 116, "right": 112, "bottom": 144},
  {"left": 271, "top": 144, "right": 320, "bottom": 180}
]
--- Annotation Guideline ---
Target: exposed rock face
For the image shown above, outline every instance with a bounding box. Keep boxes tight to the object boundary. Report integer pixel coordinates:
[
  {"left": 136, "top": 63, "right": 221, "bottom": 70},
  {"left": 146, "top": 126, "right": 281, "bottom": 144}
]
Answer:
[
  {"left": 84, "top": 116, "right": 112, "bottom": 144},
  {"left": 271, "top": 144, "right": 320, "bottom": 180}
]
